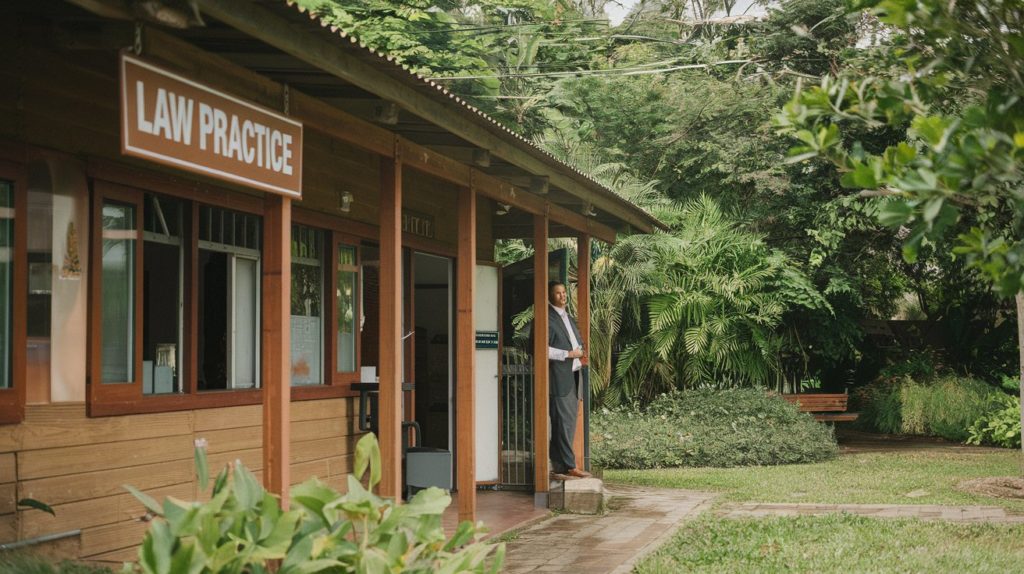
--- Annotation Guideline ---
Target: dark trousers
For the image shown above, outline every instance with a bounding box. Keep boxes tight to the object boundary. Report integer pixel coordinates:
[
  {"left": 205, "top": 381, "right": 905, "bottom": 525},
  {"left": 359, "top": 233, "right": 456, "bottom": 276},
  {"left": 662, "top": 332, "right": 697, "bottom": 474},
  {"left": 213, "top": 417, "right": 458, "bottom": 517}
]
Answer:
[{"left": 549, "top": 375, "right": 579, "bottom": 474}]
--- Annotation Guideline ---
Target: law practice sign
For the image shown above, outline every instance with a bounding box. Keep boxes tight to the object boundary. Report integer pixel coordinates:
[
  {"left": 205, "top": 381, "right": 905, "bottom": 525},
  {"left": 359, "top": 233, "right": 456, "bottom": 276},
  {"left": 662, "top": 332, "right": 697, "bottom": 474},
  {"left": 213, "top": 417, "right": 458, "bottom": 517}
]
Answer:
[{"left": 120, "top": 53, "right": 303, "bottom": 198}]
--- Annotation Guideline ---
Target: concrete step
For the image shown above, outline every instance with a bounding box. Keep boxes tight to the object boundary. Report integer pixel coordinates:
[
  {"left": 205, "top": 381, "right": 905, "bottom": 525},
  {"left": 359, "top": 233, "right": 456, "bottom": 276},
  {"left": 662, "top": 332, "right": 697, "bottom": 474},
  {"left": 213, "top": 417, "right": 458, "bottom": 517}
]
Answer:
[{"left": 549, "top": 477, "right": 604, "bottom": 514}]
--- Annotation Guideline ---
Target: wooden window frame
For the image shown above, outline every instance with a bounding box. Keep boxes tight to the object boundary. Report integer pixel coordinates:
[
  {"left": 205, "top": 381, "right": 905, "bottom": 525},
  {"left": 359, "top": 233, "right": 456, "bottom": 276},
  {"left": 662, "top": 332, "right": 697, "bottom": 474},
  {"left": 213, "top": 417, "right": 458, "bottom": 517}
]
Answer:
[
  {"left": 86, "top": 166, "right": 370, "bottom": 415},
  {"left": 88, "top": 177, "right": 272, "bottom": 416},
  {"left": 292, "top": 208, "right": 364, "bottom": 400},
  {"left": 0, "top": 160, "right": 27, "bottom": 425}
]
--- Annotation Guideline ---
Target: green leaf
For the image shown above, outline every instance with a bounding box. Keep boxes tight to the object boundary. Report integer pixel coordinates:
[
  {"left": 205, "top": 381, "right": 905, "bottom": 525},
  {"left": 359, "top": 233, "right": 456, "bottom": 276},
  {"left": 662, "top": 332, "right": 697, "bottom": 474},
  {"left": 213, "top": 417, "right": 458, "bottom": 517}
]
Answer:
[
  {"left": 123, "top": 486, "right": 163, "bottom": 517},
  {"left": 233, "top": 460, "right": 263, "bottom": 510},
  {"left": 17, "top": 498, "right": 55, "bottom": 516},
  {"left": 195, "top": 443, "right": 210, "bottom": 493},
  {"left": 877, "top": 200, "right": 913, "bottom": 227},
  {"left": 354, "top": 433, "right": 382, "bottom": 491}
]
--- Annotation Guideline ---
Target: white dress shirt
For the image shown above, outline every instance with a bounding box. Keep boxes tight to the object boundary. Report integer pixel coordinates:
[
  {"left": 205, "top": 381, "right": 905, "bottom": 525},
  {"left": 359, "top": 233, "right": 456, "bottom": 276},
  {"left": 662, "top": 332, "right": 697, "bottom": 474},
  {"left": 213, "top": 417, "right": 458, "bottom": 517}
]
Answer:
[{"left": 548, "top": 303, "right": 582, "bottom": 372}]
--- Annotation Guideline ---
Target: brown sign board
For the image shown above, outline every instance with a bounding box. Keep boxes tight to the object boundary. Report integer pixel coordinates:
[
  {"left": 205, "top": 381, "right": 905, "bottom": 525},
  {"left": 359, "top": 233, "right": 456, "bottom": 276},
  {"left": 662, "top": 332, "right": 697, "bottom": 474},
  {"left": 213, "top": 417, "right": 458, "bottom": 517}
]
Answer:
[{"left": 120, "top": 53, "right": 303, "bottom": 198}]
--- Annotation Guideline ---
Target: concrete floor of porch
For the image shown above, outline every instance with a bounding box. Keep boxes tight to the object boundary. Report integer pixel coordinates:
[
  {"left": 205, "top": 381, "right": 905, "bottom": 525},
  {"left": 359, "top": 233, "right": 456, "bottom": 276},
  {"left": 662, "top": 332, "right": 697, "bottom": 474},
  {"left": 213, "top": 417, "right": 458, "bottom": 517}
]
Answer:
[{"left": 443, "top": 489, "right": 550, "bottom": 540}]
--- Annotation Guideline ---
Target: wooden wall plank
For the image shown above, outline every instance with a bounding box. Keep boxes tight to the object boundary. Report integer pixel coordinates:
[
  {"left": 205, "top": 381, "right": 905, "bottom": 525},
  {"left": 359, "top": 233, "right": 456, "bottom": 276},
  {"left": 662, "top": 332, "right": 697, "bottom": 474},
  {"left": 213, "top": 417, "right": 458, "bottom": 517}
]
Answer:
[
  {"left": 20, "top": 483, "right": 192, "bottom": 540},
  {"left": 0, "top": 514, "right": 15, "bottom": 544},
  {"left": 193, "top": 405, "right": 262, "bottom": 432},
  {"left": 206, "top": 448, "right": 263, "bottom": 477},
  {"left": 291, "top": 418, "right": 346, "bottom": 443},
  {"left": 0, "top": 453, "right": 15, "bottom": 483},
  {"left": 79, "top": 519, "right": 149, "bottom": 558},
  {"left": 291, "top": 398, "right": 349, "bottom": 421},
  {"left": 290, "top": 437, "right": 347, "bottom": 465},
  {"left": 0, "top": 483, "right": 15, "bottom": 515},
  {"left": 20, "top": 407, "right": 193, "bottom": 450},
  {"left": 18, "top": 460, "right": 195, "bottom": 507},
  {"left": 18, "top": 436, "right": 194, "bottom": 480},
  {"left": 200, "top": 427, "right": 262, "bottom": 454},
  {"left": 290, "top": 459, "right": 330, "bottom": 485}
]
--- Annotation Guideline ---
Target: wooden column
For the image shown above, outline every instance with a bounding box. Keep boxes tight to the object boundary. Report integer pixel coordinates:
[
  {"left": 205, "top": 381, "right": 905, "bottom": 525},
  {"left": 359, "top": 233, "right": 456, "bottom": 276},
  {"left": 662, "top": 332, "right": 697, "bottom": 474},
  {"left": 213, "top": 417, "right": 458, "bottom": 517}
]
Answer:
[
  {"left": 379, "top": 152, "right": 403, "bottom": 500},
  {"left": 456, "top": 186, "right": 476, "bottom": 522},
  {"left": 262, "top": 195, "right": 292, "bottom": 507},
  {"left": 532, "top": 214, "right": 550, "bottom": 505},
  {"left": 574, "top": 234, "right": 591, "bottom": 470}
]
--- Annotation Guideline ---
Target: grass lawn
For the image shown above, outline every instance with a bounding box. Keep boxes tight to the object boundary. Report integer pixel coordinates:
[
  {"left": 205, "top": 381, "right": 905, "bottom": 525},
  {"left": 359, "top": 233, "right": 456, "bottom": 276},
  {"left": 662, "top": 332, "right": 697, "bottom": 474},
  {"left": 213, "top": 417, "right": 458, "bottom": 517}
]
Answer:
[
  {"left": 607, "top": 449, "right": 1024, "bottom": 512},
  {"left": 635, "top": 514, "right": 1024, "bottom": 574}
]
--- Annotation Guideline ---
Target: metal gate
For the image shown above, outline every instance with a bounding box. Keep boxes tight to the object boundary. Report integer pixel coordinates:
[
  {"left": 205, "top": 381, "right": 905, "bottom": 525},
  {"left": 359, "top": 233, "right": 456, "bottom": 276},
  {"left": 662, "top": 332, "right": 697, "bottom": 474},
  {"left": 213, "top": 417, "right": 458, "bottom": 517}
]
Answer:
[{"left": 500, "top": 347, "right": 533, "bottom": 489}]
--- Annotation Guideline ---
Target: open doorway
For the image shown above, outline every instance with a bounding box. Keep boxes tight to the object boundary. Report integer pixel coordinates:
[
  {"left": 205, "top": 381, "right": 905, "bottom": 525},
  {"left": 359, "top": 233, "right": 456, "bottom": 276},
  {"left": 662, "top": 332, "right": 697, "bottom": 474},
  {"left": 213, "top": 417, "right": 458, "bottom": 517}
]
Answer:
[{"left": 412, "top": 252, "right": 452, "bottom": 452}]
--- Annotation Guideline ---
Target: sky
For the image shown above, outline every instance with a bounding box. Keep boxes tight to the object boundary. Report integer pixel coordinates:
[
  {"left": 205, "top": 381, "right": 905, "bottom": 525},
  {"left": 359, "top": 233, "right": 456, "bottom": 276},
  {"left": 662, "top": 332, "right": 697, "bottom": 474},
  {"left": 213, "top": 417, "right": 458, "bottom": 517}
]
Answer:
[{"left": 605, "top": 1, "right": 768, "bottom": 27}]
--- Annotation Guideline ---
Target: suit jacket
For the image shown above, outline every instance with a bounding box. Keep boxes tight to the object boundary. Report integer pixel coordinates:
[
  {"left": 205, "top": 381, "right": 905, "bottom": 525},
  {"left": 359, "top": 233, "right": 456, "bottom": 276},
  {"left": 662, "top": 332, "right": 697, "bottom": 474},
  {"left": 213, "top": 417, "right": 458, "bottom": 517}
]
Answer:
[{"left": 548, "top": 305, "right": 583, "bottom": 397}]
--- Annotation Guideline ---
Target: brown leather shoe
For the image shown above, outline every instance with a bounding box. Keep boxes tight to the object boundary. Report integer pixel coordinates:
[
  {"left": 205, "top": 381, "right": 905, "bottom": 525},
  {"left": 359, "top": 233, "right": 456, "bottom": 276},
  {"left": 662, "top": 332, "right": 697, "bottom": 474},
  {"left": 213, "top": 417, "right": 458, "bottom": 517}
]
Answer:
[{"left": 566, "top": 468, "right": 591, "bottom": 479}]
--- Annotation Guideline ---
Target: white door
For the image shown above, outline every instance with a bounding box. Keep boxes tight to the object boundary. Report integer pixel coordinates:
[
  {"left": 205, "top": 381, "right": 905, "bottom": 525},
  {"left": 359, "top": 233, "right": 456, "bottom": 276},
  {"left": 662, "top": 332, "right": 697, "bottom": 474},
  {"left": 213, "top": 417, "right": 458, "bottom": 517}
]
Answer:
[{"left": 474, "top": 264, "right": 500, "bottom": 482}]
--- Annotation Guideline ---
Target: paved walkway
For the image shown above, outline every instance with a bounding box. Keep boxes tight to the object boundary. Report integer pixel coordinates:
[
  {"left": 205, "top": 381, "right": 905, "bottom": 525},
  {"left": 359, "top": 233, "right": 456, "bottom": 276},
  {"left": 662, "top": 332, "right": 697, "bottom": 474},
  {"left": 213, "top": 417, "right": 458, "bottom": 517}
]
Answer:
[
  {"left": 502, "top": 484, "right": 716, "bottom": 574},
  {"left": 716, "top": 502, "right": 1024, "bottom": 523}
]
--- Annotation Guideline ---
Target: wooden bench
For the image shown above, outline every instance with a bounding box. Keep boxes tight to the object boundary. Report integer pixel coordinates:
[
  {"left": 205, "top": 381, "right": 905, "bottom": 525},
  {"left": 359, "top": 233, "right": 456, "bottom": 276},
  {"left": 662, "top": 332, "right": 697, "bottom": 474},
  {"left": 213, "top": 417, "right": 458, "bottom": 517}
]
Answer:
[{"left": 781, "top": 393, "right": 859, "bottom": 422}]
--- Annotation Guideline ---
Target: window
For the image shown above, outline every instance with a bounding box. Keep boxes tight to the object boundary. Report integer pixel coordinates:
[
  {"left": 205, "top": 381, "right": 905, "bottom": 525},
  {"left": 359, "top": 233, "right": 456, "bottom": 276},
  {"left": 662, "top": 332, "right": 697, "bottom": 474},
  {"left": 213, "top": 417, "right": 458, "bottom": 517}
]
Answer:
[
  {"left": 100, "top": 201, "right": 137, "bottom": 383},
  {"left": 90, "top": 181, "right": 267, "bottom": 413},
  {"left": 143, "top": 195, "right": 184, "bottom": 394},
  {"left": 291, "top": 224, "right": 324, "bottom": 386},
  {"left": 197, "top": 206, "right": 262, "bottom": 390},
  {"left": 0, "top": 182, "right": 13, "bottom": 390},
  {"left": 336, "top": 244, "right": 357, "bottom": 373},
  {"left": 89, "top": 177, "right": 365, "bottom": 414},
  {"left": 0, "top": 174, "right": 25, "bottom": 424}
]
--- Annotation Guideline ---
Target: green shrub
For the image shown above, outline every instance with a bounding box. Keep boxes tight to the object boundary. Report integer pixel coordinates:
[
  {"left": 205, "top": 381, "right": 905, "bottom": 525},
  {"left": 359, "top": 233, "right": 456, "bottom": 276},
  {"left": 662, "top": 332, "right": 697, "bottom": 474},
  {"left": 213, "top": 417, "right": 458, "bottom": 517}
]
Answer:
[
  {"left": 123, "top": 434, "right": 502, "bottom": 574},
  {"left": 855, "top": 375, "right": 1009, "bottom": 442},
  {"left": 591, "top": 389, "right": 838, "bottom": 469},
  {"left": 967, "top": 394, "right": 1022, "bottom": 449},
  {"left": 0, "top": 553, "right": 113, "bottom": 574}
]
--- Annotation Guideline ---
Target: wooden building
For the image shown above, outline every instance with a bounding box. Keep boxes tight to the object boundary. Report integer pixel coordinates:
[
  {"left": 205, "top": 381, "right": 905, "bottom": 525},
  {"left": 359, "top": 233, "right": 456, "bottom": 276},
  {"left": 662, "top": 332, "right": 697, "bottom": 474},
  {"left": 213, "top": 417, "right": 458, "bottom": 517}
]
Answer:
[{"left": 0, "top": 0, "right": 661, "bottom": 562}]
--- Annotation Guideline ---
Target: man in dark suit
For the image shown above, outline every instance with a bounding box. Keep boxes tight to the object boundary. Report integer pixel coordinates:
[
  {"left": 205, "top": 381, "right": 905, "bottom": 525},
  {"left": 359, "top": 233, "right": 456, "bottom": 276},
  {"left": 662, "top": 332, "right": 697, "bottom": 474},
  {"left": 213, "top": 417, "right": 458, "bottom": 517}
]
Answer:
[{"left": 546, "top": 281, "right": 591, "bottom": 479}]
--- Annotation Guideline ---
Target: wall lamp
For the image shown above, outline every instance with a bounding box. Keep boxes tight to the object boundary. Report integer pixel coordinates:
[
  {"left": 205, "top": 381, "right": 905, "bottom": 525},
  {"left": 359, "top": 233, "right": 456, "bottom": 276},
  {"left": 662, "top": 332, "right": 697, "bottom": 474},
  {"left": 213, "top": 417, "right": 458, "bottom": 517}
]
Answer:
[
  {"left": 495, "top": 203, "right": 511, "bottom": 216},
  {"left": 582, "top": 203, "right": 597, "bottom": 217},
  {"left": 338, "top": 190, "right": 354, "bottom": 213}
]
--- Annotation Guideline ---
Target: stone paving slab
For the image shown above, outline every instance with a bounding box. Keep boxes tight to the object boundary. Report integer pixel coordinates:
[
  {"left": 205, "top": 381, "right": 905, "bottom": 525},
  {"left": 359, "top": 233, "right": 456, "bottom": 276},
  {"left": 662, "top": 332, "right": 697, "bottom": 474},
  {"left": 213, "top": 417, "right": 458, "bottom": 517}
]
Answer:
[
  {"left": 716, "top": 502, "right": 1024, "bottom": 523},
  {"left": 501, "top": 484, "right": 717, "bottom": 574}
]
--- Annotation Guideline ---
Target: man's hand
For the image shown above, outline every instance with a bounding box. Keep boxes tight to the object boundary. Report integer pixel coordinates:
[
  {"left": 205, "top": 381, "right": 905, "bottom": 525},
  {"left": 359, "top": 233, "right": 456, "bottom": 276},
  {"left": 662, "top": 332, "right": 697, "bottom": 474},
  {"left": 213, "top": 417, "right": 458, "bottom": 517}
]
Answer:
[{"left": 568, "top": 349, "right": 586, "bottom": 359}]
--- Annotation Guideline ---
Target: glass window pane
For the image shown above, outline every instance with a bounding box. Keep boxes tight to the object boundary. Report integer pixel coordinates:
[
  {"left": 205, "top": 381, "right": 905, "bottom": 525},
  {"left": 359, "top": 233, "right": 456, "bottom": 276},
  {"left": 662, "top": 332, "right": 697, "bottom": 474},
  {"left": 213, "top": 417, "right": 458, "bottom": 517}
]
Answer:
[
  {"left": 143, "top": 195, "right": 183, "bottom": 395},
  {"left": 336, "top": 245, "right": 357, "bottom": 373},
  {"left": 291, "top": 225, "right": 323, "bottom": 386},
  {"left": 0, "top": 182, "right": 12, "bottom": 389},
  {"left": 232, "top": 256, "right": 258, "bottom": 389},
  {"left": 101, "top": 202, "right": 135, "bottom": 383}
]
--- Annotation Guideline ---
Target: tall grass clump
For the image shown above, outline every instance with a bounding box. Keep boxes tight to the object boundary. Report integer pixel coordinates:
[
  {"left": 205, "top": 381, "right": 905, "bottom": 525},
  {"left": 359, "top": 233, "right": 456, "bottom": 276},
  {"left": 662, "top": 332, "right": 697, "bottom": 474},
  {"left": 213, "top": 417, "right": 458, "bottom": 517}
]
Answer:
[{"left": 855, "top": 374, "right": 1010, "bottom": 443}]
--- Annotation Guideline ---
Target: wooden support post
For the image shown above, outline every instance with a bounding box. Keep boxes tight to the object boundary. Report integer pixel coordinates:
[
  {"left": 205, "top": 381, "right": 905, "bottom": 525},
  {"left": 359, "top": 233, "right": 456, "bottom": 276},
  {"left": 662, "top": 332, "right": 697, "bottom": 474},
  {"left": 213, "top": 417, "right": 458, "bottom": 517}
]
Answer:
[
  {"left": 533, "top": 214, "right": 550, "bottom": 505},
  {"left": 262, "top": 195, "right": 291, "bottom": 508},
  {"left": 456, "top": 186, "right": 477, "bottom": 522},
  {"left": 379, "top": 152, "right": 403, "bottom": 501},
  {"left": 574, "top": 234, "right": 591, "bottom": 470}
]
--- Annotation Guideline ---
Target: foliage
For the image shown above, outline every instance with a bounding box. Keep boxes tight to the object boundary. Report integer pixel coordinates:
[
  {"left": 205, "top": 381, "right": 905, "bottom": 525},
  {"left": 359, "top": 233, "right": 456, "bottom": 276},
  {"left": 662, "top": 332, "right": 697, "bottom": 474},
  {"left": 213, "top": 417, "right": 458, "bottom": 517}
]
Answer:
[
  {"left": 967, "top": 393, "right": 1022, "bottom": 449},
  {"left": 123, "top": 434, "right": 503, "bottom": 574},
  {"left": 591, "top": 388, "right": 837, "bottom": 469},
  {"left": 854, "top": 374, "right": 1009, "bottom": 442},
  {"left": 609, "top": 195, "right": 830, "bottom": 399},
  {"left": 0, "top": 554, "right": 113, "bottom": 574},
  {"left": 634, "top": 514, "right": 1024, "bottom": 574},
  {"left": 606, "top": 447, "right": 1024, "bottom": 511},
  {"left": 776, "top": 0, "right": 1024, "bottom": 293}
]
